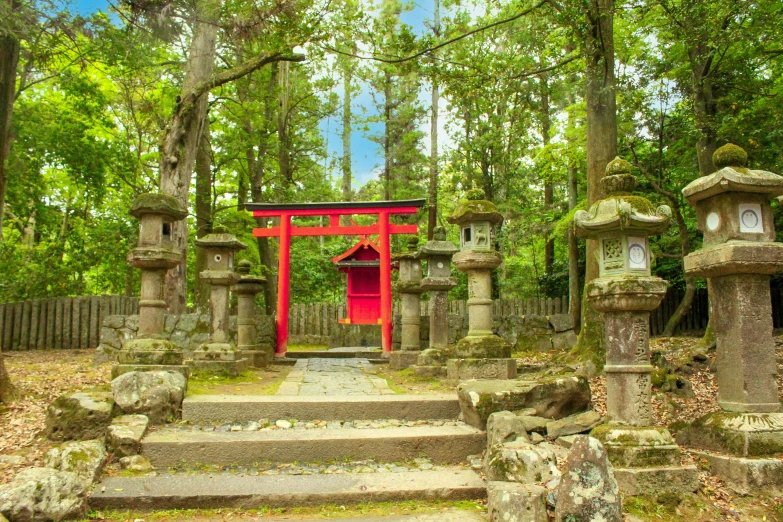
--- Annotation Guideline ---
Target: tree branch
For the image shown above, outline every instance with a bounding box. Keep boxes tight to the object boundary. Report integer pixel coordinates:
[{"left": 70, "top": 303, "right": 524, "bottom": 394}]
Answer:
[{"left": 191, "top": 53, "right": 305, "bottom": 99}]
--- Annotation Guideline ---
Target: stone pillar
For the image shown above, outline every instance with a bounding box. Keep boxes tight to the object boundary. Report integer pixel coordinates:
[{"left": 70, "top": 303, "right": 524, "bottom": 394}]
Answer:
[
  {"left": 575, "top": 158, "right": 697, "bottom": 497},
  {"left": 446, "top": 189, "right": 515, "bottom": 380},
  {"left": 675, "top": 144, "right": 783, "bottom": 494},
  {"left": 189, "top": 227, "right": 249, "bottom": 376},
  {"left": 390, "top": 238, "right": 425, "bottom": 370},
  {"left": 232, "top": 259, "right": 268, "bottom": 368},
  {"left": 113, "top": 193, "right": 188, "bottom": 379}
]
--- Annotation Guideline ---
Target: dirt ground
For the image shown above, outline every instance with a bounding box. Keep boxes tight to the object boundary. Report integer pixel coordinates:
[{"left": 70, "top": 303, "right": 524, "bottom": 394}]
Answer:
[{"left": 1, "top": 339, "right": 783, "bottom": 521}]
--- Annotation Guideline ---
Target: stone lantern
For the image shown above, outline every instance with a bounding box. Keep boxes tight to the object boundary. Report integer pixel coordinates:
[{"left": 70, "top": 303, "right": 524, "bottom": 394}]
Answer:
[
  {"left": 420, "top": 226, "right": 459, "bottom": 350},
  {"left": 389, "top": 237, "right": 425, "bottom": 370},
  {"left": 114, "top": 193, "right": 188, "bottom": 378},
  {"left": 190, "top": 226, "right": 249, "bottom": 376},
  {"left": 575, "top": 158, "right": 697, "bottom": 496},
  {"left": 446, "top": 189, "right": 516, "bottom": 380},
  {"left": 232, "top": 259, "right": 268, "bottom": 368},
  {"left": 675, "top": 144, "right": 783, "bottom": 493}
]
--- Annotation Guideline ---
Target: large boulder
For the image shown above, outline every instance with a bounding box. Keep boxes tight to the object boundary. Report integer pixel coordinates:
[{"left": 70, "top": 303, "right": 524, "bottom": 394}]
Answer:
[
  {"left": 111, "top": 371, "right": 186, "bottom": 424},
  {"left": 106, "top": 414, "right": 149, "bottom": 457},
  {"left": 486, "top": 411, "right": 531, "bottom": 447},
  {"left": 457, "top": 376, "right": 591, "bottom": 429},
  {"left": 0, "top": 468, "right": 87, "bottom": 522},
  {"left": 44, "top": 440, "right": 107, "bottom": 486},
  {"left": 44, "top": 392, "right": 114, "bottom": 442},
  {"left": 485, "top": 440, "right": 561, "bottom": 484},
  {"left": 487, "top": 481, "right": 548, "bottom": 522},
  {"left": 554, "top": 436, "right": 622, "bottom": 522}
]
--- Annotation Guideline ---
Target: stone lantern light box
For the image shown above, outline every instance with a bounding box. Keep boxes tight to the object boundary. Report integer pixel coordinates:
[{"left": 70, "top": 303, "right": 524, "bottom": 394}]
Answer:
[{"left": 460, "top": 220, "right": 492, "bottom": 251}]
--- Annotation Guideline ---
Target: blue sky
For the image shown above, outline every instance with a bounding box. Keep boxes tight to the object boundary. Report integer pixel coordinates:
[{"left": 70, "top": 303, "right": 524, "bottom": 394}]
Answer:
[{"left": 73, "top": 0, "right": 440, "bottom": 189}]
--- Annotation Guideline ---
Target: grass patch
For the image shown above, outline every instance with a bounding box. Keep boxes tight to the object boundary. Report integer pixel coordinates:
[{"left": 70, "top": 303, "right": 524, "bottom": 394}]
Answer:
[
  {"left": 287, "top": 344, "right": 330, "bottom": 352},
  {"left": 186, "top": 366, "right": 291, "bottom": 396},
  {"left": 375, "top": 367, "right": 447, "bottom": 395},
  {"left": 84, "top": 499, "right": 485, "bottom": 521}
]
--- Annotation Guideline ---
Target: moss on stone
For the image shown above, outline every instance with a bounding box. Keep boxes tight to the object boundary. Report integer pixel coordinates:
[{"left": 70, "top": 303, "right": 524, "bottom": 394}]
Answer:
[
  {"left": 130, "top": 193, "right": 187, "bottom": 220},
  {"left": 713, "top": 143, "right": 748, "bottom": 169},
  {"left": 606, "top": 157, "right": 632, "bottom": 175},
  {"left": 448, "top": 199, "right": 502, "bottom": 225},
  {"left": 605, "top": 195, "right": 658, "bottom": 216},
  {"left": 466, "top": 188, "right": 486, "bottom": 201}
]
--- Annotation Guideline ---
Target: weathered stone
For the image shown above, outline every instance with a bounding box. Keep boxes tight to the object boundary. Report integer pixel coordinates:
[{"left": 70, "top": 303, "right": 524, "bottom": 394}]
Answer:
[
  {"left": 116, "top": 338, "right": 183, "bottom": 365},
  {"left": 413, "top": 365, "right": 446, "bottom": 378},
  {"left": 548, "top": 314, "right": 574, "bottom": 333},
  {"left": 446, "top": 358, "right": 516, "bottom": 380},
  {"left": 119, "top": 455, "right": 154, "bottom": 472},
  {"left": 0, "top": 467, "right": 87, "bottom": 522},
  {"left": 591, "top": 425, "right": 682, "bottom": 468},
  {"left": 674, "top": 411, "right": 783, "bottom": 457},
  {"left": 44, "top": 439, "right": 106, "bottom": 486},
  {"left": 487, "top": 482, "right": 547, "bottom": 522},
  {"left": 611, "top": 465, "right": 698, "bottom": 497},
  {"left": 486, "top": 411, "right": 531, "bottom": 447},
  {"left": 692, "top": 451, "right": 783, "bottom": 495},
  {"left": 546, "top": 410, "right": 603, "bottom": 439},
  {"left": 45, "top": 392, "right": 114, "bottom": 442},
  {"left": 389, "top": 351, "right": 420, "bottom": 370},
  {"left": 554, "top": 436, "right": 622, "bottom": 522},
  {"left": 111, "top": 371, "right": 186, "bottom": 424},
  {"left": 457, "top": 377, "right": 591, "bottom": 430},
  {"left": 555, "top": 435, "right": 579, "bottom": 449},
  {"left": 551, "top": 331, "right": 577, "bottom": 351},
  {"left": 485, "top": 440, "right": 560, "bottom": 484},
  {"left": 106, "top": 414, "right": 149, "bottom": 457}
]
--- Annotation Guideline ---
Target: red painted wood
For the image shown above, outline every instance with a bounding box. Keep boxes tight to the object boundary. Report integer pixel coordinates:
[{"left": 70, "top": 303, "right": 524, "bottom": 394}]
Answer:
[
  {"left": 329, "top": 215, "right": 339, "bottom": 226},
  {"left": 252, "top": 224, "right": 417, "bottom": 238},
  {"left": 276, "top": 214, "right": 292, "bottom": 357},
  {"left": 378, "top": 211, "right": 392, "bottom": 354},
  {"left": 251, "top": 206, "right": 421, "bottom": 218}
]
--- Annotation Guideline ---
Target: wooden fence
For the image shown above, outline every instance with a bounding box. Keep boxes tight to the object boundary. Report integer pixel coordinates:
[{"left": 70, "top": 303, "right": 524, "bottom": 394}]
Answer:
[{"left": 0, "top": 295, "right": 139, "bottom": 351}]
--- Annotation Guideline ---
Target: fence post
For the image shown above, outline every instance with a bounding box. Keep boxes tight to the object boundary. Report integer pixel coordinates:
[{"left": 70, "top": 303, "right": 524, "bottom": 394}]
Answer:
[{"left": 71, "top": 297, "right": 82, "bottom": 349}]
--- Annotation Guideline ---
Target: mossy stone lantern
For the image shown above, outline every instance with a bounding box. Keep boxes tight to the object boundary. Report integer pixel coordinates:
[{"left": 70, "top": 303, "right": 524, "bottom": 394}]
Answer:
[
  {"left": 114, "top": 193, "right": 188, "bottom": 378},
  {"left": 190, "top": 226, "right": 249, "bottom": 376},
  {"left": 420, "top": 226, "right": 459, "bottom": 349},
  {"left": 575, "top": 159, "right": 697, "bottom": 496},
  {"left": 675, "top": 145, "right": 783, "bottom": 492},
  {"left": 389, "top": 237, "right": 424, "bottom": 370},
  {"left": 232, "top": 259, "right": 268, "bottom": 368},
  {"left": 447, "top": 189, "right": 515, "bottom": 380}
]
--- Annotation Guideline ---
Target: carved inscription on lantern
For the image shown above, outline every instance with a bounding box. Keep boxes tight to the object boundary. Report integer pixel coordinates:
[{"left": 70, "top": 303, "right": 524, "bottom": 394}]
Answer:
[{"left": 634, "top": 374, "right": 653, "bottom": 425}]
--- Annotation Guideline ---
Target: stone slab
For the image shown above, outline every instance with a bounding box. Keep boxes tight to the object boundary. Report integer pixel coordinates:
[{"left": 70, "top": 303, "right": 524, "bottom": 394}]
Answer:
[
  {"left": 286, "top": 351, "right": 384, "bottom": 359},
  {"left": 694, "top": 451, "right": 783, "bottom": 495},
  {"left": 675, "top": 412, "right": 783, "bottom": 457},
  {"left": 89, "top": 468, "right": 486, "bottom": 511},
  {"left": 111, "top": 364, "right": 189, "bottom": 380},
  {"left": 142, "top": 425, "right": 486, "bottom": 466},
  {"left": 446, "top": 358, "right": 517, "bottom": 380},
  {"left": 186, "top": 358, "right": 249, "bottom": 377},
  {"left": 389, "top": 351, "right": 421, "bottom": 370},
  {"left": 612, "top": 465, "right": 699, "bottom": 497}
]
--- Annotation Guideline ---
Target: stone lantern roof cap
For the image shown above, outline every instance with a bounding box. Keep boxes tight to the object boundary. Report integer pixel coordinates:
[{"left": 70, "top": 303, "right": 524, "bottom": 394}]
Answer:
[
  {"left": 448, "top": 189, "right": 502, "bottom": 225},
  {"left": 195, "top": 226, "right": 247, "bottom": 251},
  {"left": 574, "top": 158, "right": 672, "bottom": 238},
  {"left": 682, "top": 145, "right": 783, "bottom": 204},
  {"left": 129, "top": 193, "right": 187, "bottom": 221},
  {"left": 392, "top": 236, "right": 421, "bottom": 261},
  {"left": 418, "top": 226, "right": 459, "bottom": 257}
]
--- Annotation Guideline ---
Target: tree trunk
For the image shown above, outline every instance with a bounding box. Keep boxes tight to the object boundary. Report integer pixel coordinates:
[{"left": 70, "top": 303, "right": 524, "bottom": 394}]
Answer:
[
  {"left": 689, "top": 43, "right": 717, "bottom": 177},
  {"left": 540, "top": 76, "right": 554, "bottom": 276},
  {"left": 160, "top": 1, "right": 219, "bottom": 313},
  {"left": 340, "top": 59, "right": 353, "bottom": 225},
  {"left": 0, "top": 351, "right": 16, "bottom": 404},
  {"left": 0, "top": 12, "right": 20, "bottom": 244},
  {"left": 193, "top": 118, "right": 213, "bottom": 313},
  {"left": 662, "top": 201, "right": 696, "bottom": 336},
  {"left": 566, "top": 75, "right": 581, "bottom": 333},
  {"left": 383, "top": 70, "right": 392, "bottom": 200},
  {"left": 427, "top": 0, "right": 441, "bottom": 239},
  {"left": 573, "top": 0, "right": 617, "bottom": 360},
  {"left": 278, "top": 60, "right": 292, "bottom": 190}
]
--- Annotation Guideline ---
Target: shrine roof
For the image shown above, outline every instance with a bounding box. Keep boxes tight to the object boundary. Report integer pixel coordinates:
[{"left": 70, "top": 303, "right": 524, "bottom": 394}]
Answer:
[
  {"left": 331, "top": 237, "right": 381, "bottom": 264},
  {"left": 245, "top": 199, "right": 425, "bottom": 212}
]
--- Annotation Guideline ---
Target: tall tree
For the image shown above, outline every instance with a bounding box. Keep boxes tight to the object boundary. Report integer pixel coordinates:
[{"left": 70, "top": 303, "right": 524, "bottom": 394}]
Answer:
[{"left": 0, "top": 0, "right": 21, "bottom": 242}]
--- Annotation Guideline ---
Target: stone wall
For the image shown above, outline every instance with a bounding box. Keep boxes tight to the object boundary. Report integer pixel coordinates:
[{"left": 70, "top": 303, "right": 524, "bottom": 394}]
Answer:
[
  {"left": 96, "top": 314, "right": 276, "bottom": 362},
  {"left": 393, "top": 313, "right": 578, "bottom": 352}
]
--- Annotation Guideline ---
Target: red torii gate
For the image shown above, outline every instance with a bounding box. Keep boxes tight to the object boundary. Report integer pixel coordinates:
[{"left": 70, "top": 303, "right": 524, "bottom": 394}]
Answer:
[{"left": 245, "top": 199, "right": 425, "bottom": 357}]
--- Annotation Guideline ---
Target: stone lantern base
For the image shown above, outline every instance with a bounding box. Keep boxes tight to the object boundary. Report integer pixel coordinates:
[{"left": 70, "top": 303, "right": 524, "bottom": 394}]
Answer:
[
  {"left": 447, "top": 335, "right": 516, "bottom": 380},
  {"left": 412, "top": 348, "right": 449, "bottom": 378},
  {"left": 112, "top": 338, "right": 189, "bottom": 379},
  {"left": 591, "top": 425, "right": 698, "bottom": 497},
  {"left": 674, "top": 411, "right": 783, "bottom": 494},
  {"left": 389, "top": 351, "right": 421, "bottom": 370},
  {"left": 188, "top": 342, "right": 249, "bottom": 377}
]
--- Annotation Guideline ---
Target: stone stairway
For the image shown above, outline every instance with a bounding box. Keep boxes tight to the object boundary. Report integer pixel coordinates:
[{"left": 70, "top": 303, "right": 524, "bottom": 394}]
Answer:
[{"left": 91, "top": 357, "right": 487, "bottom": 511}]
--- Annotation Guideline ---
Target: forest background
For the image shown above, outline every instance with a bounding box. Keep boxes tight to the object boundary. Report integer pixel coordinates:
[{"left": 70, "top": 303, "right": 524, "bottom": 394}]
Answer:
[{"left": 1, "top": 0, "right": 782, "bottom": 341}]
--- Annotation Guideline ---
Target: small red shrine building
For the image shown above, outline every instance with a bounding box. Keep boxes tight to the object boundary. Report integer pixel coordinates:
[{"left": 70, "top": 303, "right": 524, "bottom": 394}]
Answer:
[{"left": 332, "top": 237, "right": 384, "bottom": 325}]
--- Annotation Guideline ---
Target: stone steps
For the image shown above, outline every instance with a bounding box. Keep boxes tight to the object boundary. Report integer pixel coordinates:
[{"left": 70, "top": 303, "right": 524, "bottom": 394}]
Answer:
[
  {"left": 182, "top": 394, "right": 461, "bottom": 423},
  {"left": 90, "top": 468, "right": 486, "bottom": 511},
  {"left": 142, "top": 424, "right": 485, "bottom": 467}
]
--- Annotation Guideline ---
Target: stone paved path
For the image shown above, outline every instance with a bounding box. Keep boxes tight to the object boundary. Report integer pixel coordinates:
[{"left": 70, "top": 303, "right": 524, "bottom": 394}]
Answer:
[{"left": 277, "top": 358, "right": 394, "bottom": 396}]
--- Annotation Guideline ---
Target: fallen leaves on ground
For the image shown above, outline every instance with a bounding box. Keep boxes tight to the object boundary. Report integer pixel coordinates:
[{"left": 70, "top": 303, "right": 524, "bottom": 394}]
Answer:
[{"left": 0, "top": 349, "right": 109, "bottom": 484}]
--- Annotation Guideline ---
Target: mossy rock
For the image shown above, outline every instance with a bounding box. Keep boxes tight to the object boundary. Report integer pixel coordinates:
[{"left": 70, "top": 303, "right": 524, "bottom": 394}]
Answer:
[
  {"left": 129, "top": 193, "right": 187, "bottom": 220},
  {"left": 713, "top": 143, "right": 748, "bottom": 169},
  {"left": 454, "top": 335, "right": 511, "bottom": 358},
  {"left": 448, "top": 199, "right": 503, "bottom": 225},
  {"left": 45, "top": 393, "right": 115, "bottom": 442}
]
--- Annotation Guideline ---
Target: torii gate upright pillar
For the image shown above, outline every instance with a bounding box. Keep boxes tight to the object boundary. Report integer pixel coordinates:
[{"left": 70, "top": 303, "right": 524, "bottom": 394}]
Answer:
[{"left": 246, "top": 200, "right": 425, "bottom": 358}]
